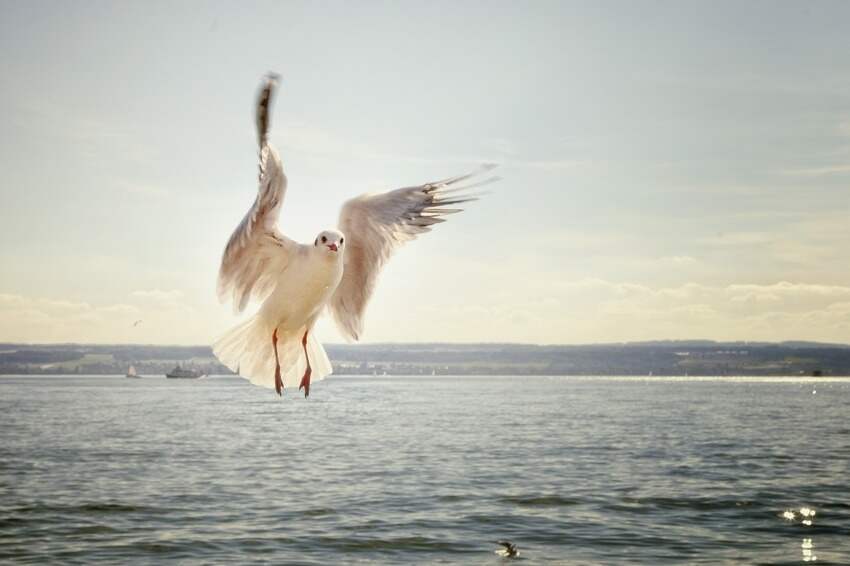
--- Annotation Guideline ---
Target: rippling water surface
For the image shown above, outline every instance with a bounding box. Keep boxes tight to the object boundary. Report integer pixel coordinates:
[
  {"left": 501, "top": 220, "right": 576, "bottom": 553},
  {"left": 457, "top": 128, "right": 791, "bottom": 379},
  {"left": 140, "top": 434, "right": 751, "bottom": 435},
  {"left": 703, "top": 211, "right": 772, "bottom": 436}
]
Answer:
[{"left": 2, "top": 375, "right": 849, "bottom": 564}]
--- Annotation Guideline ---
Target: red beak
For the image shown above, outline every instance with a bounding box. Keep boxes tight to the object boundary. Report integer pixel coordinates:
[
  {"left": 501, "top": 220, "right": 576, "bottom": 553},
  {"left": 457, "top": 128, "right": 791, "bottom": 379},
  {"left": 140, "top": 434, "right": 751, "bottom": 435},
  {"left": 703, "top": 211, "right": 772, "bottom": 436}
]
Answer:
[{"left": 327, "top": 243, "right": 338, "bottom": 252}]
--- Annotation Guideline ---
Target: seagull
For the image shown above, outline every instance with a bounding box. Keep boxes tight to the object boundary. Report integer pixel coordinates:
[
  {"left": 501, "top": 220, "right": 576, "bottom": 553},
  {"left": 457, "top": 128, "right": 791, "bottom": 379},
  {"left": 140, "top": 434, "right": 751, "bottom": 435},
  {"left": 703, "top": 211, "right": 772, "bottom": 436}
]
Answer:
[
  {"left": 133, "top": 319, "right": 143, "bottom": 327},
  {"left": 213, "top": 74, "right": 498, "bottom": 397},
  {"left": 495, "top": 540, "right": 519, "bottom": 558}
]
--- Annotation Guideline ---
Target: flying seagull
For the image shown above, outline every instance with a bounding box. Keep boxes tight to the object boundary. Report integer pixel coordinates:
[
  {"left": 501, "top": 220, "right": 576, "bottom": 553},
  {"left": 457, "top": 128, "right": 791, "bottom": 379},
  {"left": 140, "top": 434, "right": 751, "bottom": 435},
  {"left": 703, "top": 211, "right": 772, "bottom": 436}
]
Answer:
[{"left": 213, "top": 74, "right": 498, "bottom": 397}]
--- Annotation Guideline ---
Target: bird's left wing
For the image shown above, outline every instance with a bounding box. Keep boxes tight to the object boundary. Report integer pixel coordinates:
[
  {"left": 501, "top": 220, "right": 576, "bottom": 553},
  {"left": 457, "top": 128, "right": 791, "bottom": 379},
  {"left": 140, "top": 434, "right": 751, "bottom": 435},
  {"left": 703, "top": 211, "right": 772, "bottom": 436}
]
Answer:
[
  {"left": 218, "top": 75, "right": 297, "bottom": 312},
  {"left": 329, "top": 165, "right": 498, "bottom": 341}
]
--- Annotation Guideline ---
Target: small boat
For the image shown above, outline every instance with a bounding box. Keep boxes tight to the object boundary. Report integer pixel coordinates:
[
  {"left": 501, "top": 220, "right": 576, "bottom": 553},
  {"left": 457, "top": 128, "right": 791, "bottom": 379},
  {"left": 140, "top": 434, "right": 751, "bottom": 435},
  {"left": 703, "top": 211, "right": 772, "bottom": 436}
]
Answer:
[
  {"left": 165, "top": 365, "right": 205, "bottom": 379},
  {"left": 125, "top": 365, "right": 141, "bottom": 378}
]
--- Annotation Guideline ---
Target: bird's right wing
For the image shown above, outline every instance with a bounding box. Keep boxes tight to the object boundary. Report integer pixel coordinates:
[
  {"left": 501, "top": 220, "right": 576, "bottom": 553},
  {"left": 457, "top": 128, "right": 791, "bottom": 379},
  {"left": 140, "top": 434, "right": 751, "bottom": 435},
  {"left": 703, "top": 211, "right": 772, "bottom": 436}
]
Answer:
[
  {"left": 330, "top": 165, "right": 498, "bottom": 341},
  {"left": 218, "top": 75, "right": 297, "bottom": 312}
]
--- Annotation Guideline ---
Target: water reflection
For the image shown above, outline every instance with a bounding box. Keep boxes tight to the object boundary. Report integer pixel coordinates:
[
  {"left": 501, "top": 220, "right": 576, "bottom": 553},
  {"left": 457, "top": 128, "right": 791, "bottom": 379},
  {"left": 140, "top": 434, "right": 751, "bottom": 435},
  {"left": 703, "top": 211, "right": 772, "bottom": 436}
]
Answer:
[
  {"left": 780, "top": 506, "right": 816, "bottom": 526},
  {"left": 801, "top": 538, "right": 817, "bottom": 562}
]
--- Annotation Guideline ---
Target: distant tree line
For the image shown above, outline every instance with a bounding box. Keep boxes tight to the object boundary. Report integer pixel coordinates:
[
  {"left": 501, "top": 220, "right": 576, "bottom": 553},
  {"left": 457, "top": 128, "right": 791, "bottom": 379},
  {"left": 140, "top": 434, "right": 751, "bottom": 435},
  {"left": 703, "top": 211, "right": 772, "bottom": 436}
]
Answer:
[{"left": 1, "top": 341, "right": 849, "bottom": 376}]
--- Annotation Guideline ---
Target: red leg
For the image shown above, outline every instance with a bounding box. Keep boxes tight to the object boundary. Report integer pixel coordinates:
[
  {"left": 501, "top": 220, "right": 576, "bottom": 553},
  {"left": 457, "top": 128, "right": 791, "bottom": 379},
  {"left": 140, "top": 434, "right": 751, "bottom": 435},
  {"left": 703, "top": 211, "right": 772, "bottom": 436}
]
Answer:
[
  {"left": 272, "top": 328, "right": 282, "bottom": 396},
  {"left": 299, "top": 330, "right": 312, "bottom": 397}
]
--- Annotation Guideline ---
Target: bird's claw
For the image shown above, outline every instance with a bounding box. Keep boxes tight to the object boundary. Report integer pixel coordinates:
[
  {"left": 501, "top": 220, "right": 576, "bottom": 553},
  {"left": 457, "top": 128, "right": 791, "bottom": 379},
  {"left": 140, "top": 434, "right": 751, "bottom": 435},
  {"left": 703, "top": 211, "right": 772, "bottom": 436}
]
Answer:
[
  {"left": 274, "top": 366, "right": 283, "bottom": 396},
  {"left": 299, "top": 368, "right": 312, "bottom": 398}
]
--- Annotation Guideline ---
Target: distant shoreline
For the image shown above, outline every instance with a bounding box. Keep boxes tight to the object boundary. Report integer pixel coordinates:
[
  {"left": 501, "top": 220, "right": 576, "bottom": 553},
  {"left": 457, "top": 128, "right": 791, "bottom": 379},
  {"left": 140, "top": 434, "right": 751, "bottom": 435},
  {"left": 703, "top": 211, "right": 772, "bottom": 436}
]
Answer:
[
  {"left": 3, "top": 374, "right": 849, "bottom": 379},
  {"left": 2, "top": 341, "right": 849, "bottom": 377}
]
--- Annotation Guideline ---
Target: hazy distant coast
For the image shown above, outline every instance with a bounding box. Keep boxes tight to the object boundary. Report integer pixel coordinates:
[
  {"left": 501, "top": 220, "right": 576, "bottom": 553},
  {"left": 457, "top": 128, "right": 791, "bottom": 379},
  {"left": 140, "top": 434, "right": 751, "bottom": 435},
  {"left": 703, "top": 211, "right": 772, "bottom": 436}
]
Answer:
[{"left": 1, "top": 341, "right": 848, "bottom": 377}]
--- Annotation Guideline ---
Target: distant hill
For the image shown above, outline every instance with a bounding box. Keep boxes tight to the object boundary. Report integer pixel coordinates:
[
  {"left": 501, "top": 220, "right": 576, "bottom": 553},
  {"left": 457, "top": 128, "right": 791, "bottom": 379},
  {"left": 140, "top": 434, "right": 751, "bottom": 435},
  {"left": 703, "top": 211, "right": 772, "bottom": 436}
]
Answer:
[{"left": 1, "top": 341, "right": 849, "bottom": 376}]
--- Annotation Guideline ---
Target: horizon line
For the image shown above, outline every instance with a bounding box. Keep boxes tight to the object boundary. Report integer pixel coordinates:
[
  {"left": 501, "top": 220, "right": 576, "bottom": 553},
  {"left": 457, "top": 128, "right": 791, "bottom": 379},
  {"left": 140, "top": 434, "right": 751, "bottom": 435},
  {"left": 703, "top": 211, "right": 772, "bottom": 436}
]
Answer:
[{"left": 3, "top": 339, "right": 850, "bottom": 349}]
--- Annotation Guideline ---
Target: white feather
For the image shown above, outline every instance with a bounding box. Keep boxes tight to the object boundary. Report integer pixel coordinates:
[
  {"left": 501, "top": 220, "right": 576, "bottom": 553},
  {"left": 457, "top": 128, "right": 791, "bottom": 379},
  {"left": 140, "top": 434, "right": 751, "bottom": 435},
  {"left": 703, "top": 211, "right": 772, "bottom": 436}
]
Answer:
[
  {"left": 213, "top": 316, "right": 332, "bottom": 391},
  {"left": 329, "top": 164, "right": 498, "bottom": 341},
  {"left": 217, "top": 76, "right": 296, "bottom": 313}
]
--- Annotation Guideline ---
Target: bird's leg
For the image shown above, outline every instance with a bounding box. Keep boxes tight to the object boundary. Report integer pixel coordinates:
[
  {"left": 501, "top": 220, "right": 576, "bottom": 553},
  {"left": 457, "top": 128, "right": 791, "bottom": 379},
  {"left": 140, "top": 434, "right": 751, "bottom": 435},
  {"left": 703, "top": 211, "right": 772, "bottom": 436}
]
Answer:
[
  {"left": 272, "top": 328, "right": 282, "bottom": 396},
  {"left": 299, "top": 330, "right": 312, "bottom": 398}
]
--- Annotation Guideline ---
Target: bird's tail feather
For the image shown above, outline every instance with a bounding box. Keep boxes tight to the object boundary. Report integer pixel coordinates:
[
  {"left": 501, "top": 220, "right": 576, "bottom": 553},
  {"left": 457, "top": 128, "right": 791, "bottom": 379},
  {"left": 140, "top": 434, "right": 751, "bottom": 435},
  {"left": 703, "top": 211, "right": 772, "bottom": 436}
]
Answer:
[
  {"left": 213, "top": 315, "right": 333, "bottom": 391},
  {"left": 306, "top": 330, "right": 332, "bottom": 381}
]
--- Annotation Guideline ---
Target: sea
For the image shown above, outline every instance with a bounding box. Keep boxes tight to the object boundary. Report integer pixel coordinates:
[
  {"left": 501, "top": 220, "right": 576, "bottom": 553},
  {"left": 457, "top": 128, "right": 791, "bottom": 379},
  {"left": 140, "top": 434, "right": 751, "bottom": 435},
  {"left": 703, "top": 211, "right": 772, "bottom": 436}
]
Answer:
[{"left": 1, "top": 374, "right": 848, "bottom": 564}]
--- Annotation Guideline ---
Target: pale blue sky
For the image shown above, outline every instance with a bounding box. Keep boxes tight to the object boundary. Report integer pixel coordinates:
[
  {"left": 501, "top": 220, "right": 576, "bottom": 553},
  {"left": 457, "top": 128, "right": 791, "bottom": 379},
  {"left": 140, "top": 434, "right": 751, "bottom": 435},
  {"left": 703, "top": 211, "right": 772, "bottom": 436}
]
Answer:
[{"left": 1, "top": 1, "right": 849, "bottom": 345}]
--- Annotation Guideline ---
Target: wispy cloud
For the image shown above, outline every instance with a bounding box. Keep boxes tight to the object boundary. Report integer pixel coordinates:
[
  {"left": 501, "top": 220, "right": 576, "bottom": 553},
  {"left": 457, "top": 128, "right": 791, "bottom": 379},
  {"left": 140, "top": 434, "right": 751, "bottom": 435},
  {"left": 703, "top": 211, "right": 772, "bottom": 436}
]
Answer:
[
  {"left": 0, "top": 293, "right": 140, "bottom": 342},
  {"left": 698, "top": 232, "right": 774, "bottom": 247},
  {"left": 0, "top": 290, "right": 218, "bottom": 344},
  {"left": 657, "top": 255, "right": 698, "bottom": 266},
  {"left": 780, "top": 164, "right": 850, "bottom": 176},
  {"left": 130, "top": 289, "right": 189, "bottom": 311},
  {"left": 276, "top": 123, "right": 587, "bottom": 173},
  {"left": 14, "top": 93, "right": 130, "bottom": 145},
  {"left": 402, "top": 279, "right": 850, "bottom": 344}
]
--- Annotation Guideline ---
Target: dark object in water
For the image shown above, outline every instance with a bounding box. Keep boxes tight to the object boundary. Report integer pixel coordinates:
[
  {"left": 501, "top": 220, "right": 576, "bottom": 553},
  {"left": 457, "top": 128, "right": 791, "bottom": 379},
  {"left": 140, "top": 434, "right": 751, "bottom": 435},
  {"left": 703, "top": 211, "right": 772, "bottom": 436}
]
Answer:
[
  {"left": 812, "top": 369, "right": 823, "bottom": 377},
  {"left": 496, "top": 540, "right": 519, "bottom": 558}
]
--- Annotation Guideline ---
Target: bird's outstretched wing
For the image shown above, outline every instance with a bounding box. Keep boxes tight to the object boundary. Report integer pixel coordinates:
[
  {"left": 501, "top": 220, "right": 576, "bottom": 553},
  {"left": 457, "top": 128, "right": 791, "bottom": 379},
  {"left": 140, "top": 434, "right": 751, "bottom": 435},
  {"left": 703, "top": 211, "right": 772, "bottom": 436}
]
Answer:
[
  {"left": 218, "top": 74, "right": 297, "bottom": 312},
  {"left": 329, "top": 164, "right": 498, "bottom": 341}
]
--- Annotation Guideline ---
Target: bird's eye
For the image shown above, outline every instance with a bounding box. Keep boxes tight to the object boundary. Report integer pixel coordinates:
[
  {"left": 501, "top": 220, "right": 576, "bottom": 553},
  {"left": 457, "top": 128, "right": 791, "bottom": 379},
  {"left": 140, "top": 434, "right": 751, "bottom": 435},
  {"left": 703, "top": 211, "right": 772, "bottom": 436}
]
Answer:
[
  {"left": 321, "top": 236, "right": 327, "bottom": 243},
  {"left": 340, "top": 238, "right": 344, "bottom": 245}
]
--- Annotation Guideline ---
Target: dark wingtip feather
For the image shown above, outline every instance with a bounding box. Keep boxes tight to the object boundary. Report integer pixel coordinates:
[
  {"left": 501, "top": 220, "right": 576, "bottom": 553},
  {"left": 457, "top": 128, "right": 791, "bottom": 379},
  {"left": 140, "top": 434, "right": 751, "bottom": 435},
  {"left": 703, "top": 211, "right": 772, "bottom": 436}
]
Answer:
[{"left": 256, "top": 73, "right": 279, "bottom": 147}]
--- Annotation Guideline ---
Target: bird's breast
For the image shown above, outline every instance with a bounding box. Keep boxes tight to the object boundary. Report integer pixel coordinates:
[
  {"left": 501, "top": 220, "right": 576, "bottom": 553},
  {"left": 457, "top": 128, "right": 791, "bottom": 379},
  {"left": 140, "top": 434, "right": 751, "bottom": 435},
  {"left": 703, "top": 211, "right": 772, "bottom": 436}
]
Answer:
[{"left": 260, "top": 251, "right": 343, "bottom": 327}]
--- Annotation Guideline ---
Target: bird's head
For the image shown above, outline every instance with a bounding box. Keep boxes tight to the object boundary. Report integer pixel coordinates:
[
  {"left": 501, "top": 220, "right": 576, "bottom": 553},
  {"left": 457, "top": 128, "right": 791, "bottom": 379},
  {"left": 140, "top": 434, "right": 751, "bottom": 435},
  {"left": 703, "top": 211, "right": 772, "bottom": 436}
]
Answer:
[{"left": 314, "top": 229, "right": 345, "bottom": 255}]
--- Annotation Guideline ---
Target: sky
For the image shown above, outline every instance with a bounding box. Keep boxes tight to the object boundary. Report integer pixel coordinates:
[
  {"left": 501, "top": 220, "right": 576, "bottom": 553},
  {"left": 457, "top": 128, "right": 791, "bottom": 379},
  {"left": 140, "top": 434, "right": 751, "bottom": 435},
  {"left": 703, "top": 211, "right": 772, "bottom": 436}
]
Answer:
[{"left": 1, "top": 0, "right": 849, "bottom": 346}]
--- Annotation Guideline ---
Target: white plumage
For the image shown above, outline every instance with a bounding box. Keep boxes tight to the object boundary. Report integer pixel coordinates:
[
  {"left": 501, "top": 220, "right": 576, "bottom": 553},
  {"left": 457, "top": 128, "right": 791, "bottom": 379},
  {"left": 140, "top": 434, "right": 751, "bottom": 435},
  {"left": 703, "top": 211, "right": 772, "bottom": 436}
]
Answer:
[{"left": 214, "top": 74, "right": 498, "bottom": 397}]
